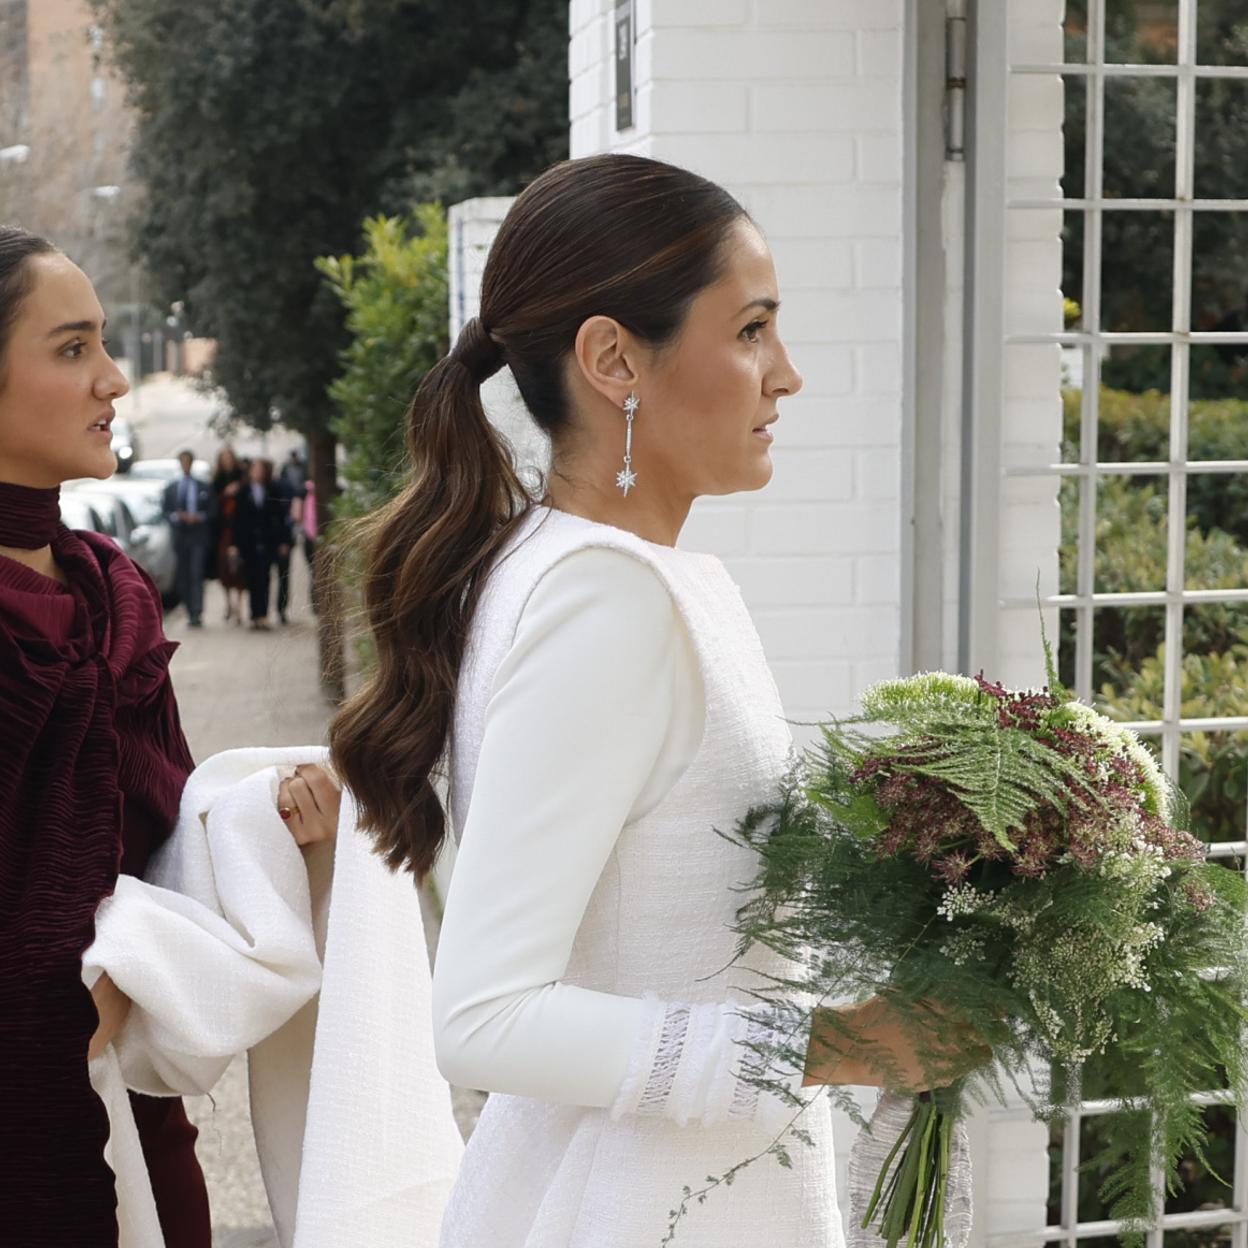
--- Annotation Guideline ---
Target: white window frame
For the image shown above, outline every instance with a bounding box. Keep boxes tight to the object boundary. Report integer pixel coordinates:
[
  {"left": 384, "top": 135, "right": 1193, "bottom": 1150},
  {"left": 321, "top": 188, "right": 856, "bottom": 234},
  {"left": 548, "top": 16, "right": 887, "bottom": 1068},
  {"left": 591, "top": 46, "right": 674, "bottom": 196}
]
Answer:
[{"left": 971, "top": 1, "right": 1248, "bottom": 1243}]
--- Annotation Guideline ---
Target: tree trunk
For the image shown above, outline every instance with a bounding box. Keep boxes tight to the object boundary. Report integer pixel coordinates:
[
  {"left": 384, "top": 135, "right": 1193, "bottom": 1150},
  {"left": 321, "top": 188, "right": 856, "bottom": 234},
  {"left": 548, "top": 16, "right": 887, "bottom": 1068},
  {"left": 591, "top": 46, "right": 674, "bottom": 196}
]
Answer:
[{"left": 308, "top": 428, "right": 346, "bottom": 704}]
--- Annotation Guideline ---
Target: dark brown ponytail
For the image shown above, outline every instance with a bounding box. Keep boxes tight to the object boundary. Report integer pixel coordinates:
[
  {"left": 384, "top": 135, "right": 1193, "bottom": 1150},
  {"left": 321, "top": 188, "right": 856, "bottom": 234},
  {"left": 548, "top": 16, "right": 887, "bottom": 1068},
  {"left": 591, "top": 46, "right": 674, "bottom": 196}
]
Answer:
[{"left": 331, "top": 154, "right": 748, "bottom": 878}]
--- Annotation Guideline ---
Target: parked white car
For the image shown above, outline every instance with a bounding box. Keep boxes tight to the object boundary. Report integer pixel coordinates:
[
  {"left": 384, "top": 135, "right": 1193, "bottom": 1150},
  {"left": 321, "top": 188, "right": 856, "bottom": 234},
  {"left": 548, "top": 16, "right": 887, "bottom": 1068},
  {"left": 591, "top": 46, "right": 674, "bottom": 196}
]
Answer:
[
  {"left": 127, "top": 457, "right": 211, "bottom": 483},
  {"left": 70, "top": 476, "right": 178, "bottom": 603},
  {"left": 58, "top": 493, "right": 110, "bottom": 540}
]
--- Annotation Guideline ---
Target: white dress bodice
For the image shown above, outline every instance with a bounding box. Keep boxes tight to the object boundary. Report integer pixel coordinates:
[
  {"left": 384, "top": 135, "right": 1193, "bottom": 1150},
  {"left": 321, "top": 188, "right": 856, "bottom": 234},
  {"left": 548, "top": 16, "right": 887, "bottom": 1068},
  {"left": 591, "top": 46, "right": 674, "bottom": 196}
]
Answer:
[{"left": 437, "top": 507, "right": 841, "bottom": 1247}]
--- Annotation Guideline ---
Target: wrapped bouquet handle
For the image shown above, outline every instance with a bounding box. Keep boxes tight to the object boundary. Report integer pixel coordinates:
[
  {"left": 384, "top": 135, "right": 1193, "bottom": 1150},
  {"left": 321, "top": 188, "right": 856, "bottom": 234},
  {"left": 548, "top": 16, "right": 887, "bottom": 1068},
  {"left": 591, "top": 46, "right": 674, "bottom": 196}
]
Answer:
[{"left": 848, "top": 1092, "right": 973, "bottom": 1248}]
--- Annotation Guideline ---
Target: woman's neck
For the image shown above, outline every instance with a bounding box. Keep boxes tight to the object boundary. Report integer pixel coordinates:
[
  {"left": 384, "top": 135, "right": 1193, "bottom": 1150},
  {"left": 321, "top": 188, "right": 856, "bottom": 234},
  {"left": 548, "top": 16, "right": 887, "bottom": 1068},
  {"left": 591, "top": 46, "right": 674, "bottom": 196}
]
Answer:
[
  {"left": 0, "top": 542, "right": 65, "bottom": 584},
  {"left": 545, "top": 470, "right": 691, "bottom": 548}
]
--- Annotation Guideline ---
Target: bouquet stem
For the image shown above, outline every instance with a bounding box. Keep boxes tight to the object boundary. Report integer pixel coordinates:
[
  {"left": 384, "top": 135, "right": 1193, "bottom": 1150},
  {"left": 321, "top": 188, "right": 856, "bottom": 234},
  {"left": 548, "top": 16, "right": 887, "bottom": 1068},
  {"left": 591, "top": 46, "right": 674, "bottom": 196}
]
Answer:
[{"left": 861, "top": 1091, "right": 958, "bottom": 1248}]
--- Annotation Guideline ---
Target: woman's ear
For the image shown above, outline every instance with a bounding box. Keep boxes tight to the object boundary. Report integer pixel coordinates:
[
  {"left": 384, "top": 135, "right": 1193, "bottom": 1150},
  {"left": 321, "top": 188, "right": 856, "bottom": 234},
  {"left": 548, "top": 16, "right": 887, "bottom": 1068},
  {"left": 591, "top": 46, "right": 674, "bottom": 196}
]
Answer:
[{"left": 572, "top": 315, "right": 640, "bottom": 408}]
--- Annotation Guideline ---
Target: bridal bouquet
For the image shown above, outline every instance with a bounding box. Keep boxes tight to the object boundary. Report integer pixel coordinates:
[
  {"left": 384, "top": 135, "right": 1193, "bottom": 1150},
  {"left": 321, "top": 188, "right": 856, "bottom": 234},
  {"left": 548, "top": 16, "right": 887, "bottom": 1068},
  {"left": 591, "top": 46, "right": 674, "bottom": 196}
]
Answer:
[{"left": 671, "top": 648, "right": 1248, "bottom": 1248}]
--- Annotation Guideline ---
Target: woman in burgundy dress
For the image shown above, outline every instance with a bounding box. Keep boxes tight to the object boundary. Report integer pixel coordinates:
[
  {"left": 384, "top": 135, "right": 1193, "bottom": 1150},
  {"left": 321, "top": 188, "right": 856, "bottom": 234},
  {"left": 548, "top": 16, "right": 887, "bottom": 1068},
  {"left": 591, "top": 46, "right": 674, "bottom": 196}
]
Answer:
[
  {"left": 0, "top": 227, "right": 338, "bottom": 1243},
  {"left": 212, "top": 445, "right": 246, "bottom": 623}
]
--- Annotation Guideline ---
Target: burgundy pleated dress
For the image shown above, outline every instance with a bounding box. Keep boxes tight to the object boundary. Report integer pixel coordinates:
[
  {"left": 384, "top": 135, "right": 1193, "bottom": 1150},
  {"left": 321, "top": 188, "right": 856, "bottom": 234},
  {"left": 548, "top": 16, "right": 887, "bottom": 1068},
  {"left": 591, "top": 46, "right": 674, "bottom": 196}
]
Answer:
[{"left": 0, "top": 525, "right": 212, "bottom": 1245}]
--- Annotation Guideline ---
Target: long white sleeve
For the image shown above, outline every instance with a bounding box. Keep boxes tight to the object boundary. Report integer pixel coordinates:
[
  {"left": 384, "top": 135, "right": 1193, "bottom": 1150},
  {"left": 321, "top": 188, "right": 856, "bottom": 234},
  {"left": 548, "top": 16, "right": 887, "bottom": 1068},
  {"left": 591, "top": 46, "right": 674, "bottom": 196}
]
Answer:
[{"left": 432, "top": 547, "right": 805, "bottom": 1130}]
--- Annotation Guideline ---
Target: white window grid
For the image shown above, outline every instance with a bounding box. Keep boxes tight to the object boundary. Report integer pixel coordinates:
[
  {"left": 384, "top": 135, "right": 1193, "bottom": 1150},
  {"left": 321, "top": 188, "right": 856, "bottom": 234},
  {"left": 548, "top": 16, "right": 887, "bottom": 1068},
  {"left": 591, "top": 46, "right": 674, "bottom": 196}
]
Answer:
[{"left": 991, "top": 1, "right": 1248, "bottom": 1244}]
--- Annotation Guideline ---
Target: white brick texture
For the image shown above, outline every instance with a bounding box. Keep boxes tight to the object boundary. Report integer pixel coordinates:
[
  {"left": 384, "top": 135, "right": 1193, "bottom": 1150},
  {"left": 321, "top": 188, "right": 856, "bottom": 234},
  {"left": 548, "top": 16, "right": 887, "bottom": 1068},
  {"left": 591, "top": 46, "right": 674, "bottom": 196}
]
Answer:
[{"left": 567, "top": 0, "right": 907, "bottom": 732}]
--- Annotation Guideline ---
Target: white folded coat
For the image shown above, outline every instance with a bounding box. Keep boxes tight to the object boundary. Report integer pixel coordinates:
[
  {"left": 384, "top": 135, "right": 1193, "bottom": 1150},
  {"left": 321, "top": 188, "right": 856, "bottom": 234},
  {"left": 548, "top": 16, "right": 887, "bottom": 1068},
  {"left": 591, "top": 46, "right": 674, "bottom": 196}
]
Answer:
[{"left": 83, "top": 746, "right": 465, "bottom": 1248}]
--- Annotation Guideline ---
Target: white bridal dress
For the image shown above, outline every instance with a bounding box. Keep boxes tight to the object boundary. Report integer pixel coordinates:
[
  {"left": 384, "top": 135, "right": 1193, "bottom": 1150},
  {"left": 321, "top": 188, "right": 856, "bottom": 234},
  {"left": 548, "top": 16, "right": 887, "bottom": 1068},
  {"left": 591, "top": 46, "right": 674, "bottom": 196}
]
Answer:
[{"left": 434, "top": 507, "right": 842, "bottom": 1248}]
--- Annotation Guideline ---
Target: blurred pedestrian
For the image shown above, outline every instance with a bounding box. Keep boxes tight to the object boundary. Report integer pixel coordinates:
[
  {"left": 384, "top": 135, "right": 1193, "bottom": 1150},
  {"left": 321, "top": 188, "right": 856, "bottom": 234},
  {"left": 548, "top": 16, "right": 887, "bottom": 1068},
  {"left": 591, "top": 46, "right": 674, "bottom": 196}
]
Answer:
[
  {"left": 298, "top": 474, "right": 319, "bottom": 613},
  {"left": 272, "top": 461, "right": 299, "bottom": 625},
  {"left": 162, "top": 448, "right": 214, "bottom": 628},
  {"left": 280, "top": 447, "right": 307, "bottom": 493},
  {"left": 231, "top": 457, "right": 291, "bottom": 630},
  {"left": 212, "top": 446, "right": 246, "bottom": 625}
]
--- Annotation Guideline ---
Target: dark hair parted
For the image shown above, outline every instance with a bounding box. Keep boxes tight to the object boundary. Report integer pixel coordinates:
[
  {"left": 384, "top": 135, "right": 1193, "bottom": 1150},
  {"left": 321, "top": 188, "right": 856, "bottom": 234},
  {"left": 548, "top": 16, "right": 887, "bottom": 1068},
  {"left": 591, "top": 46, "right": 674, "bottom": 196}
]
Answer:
[
  {"left": 330, "top": 154, "right": 749, "bottom": 878},
  {"left": 0, "top": 225, "right": 57, "bottom": 382}
]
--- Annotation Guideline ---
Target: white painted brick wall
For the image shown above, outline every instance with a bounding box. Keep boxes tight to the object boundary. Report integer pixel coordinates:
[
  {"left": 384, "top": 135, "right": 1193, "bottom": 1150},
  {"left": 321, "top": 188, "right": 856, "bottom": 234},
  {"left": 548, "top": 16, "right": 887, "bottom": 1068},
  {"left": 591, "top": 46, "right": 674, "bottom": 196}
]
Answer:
[{"left": 570, "top": 0, "right": 906, "bottom": 731}]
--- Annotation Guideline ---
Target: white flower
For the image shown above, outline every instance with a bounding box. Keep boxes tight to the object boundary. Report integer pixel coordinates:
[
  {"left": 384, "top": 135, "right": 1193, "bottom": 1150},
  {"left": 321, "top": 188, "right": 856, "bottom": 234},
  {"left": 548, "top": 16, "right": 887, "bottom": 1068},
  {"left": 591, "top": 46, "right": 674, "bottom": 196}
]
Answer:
[{"left": 1055, "top": 700, "right": 1171, "bottom": 820}]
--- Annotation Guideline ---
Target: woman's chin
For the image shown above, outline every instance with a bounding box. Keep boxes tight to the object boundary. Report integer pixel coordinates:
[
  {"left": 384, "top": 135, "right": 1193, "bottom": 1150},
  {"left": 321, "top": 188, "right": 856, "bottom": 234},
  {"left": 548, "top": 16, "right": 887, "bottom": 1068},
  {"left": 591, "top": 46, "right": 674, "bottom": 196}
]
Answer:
[
  {"left": 79, "top": 448, "right": 118, "bottom": 481},
  {"left": 742, "top": 451, "right": 774, "bottom": 492}
]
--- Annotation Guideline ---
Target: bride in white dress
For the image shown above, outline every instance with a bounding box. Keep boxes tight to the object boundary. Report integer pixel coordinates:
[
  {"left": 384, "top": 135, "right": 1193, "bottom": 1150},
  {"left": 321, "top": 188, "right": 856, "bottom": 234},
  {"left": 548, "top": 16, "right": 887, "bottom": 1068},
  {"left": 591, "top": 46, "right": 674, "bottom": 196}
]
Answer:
[{"left": 330, "top": 154, "right": 971, "bottom": 1248}]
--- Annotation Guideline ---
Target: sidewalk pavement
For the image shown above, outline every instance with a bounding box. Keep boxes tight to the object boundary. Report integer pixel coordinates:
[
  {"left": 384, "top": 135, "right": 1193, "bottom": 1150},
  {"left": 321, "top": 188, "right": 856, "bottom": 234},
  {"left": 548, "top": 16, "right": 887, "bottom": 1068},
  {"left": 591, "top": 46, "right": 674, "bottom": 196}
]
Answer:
[
  {"left": 165, "top": 552, "right": 484, "bottom": 1248},
  {"left": 167, "top": 554, "right": 327, "bottom": 1247}
]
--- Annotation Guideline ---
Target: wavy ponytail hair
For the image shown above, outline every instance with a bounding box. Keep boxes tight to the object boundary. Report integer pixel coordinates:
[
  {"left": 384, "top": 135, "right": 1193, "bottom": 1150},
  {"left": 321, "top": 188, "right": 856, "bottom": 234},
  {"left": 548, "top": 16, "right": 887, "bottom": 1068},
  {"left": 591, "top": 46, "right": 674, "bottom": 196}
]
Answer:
[{"left": 330, "top": 154, "right": 748, "bottom": 878}]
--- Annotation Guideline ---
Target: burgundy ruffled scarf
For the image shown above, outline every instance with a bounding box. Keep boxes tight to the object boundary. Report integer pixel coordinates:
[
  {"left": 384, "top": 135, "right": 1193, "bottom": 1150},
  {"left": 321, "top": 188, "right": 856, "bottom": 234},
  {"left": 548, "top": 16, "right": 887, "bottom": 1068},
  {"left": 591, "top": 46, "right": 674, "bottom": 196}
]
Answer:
[{"left": 0, "top": 528, "right": 190, "bottom": 1243}]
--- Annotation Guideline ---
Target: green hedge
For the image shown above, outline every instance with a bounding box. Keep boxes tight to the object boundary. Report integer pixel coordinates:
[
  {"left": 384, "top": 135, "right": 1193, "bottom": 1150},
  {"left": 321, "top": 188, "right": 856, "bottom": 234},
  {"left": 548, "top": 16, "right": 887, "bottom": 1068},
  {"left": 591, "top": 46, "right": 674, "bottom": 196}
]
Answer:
[
  {"left": 317, "top": 205, "right": 449, "bottom": 521},
  {"left": 1062, "top": 384, "right": 1248, "bottom": 545}
]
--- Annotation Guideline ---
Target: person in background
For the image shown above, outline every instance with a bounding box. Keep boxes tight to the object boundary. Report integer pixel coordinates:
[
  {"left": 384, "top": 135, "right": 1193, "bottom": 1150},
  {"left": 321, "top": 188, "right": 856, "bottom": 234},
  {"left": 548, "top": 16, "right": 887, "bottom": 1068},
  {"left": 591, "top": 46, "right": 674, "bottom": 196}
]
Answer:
[
  {"left": 211, "top": 446, "right": 246, "bottom": 625},
  {"left": 280, "top": 447, "right": 306, "bottom": 494},
  {"left": 271, "top": 456, "right": 301, "bottom": 626},
  {"left": 162, "top": 448, "right": 214, "bottom": 628},
  {"left": 290, "top": 471, "right": 318, "bottom": 614},
  {"left": 231, "top": 456, "right": 291, "bottom": 630}
]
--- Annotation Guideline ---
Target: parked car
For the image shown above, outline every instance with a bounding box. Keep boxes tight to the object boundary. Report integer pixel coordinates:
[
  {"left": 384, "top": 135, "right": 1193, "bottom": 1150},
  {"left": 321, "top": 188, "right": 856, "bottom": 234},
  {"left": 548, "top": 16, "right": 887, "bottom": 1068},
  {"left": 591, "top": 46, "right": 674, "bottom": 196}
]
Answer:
[
  {"left": 109, "top": 416, "right": 141, "bottom": 474},
  {"left": 127, "top": 457, "right": 211, "bottom": 483},
  {"left": 58, "top": 493, "right": 110, "bottom": 541},
  {"left": 69, "top": 476, "right": 178, "bottom": 603},
  {"left": 65, "top": 487, "right": 138, "bottom": 557}
]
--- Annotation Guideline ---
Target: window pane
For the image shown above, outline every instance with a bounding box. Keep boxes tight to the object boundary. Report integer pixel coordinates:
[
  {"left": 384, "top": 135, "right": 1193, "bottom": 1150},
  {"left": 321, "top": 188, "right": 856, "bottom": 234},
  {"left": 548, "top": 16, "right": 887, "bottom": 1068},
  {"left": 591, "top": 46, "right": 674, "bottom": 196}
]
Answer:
[
  {"left": 1106, "top": 0, "right": 1179, "bottom": 63},
  {"left": 1101, "top": 210, "right": 1174, "bottom": 331},
  {"left": 1185, "top": 472, "right": 1248, "bottom": 587},
  {"left": 1063, "top": 73, "right": 1087, "bottom": 199},
  {"left": 1190, "top": 342, "right": 1248, "bottom": 417},
  {"left": 1058, "top": 606, "right": 1079, "bottom": 690},
  {"left": 1094, "top": 474, "right": 1170, "bottom": 593},
  {"left": 1066, "top": 0, "right": 1089, "bottom": 64},
  {"left": 1178, "top": 730, "right": 1248, "bottom": 846},
  {"left": 1062, "top": 209, "right": 1086, "bottom": 328},
  {"left": 1163, "top": 1228, "right": 1235, "bottom": 1248},
  {"left": 1103, "top": 76, "right": 1176, "bottom": 198},
  {"left": 1192, "top": 213, "right": 1248, "bottom": 337},
  {"left": 1098, "top": 344, "right": 1172, "bottom": 460},
  {"left": 1089, "top": 605, "right": 1168, "bottom": 711},
  {"left": 1163, "top": 1106, "right": 1237, "bottom": 1216},
  {"left": 1194, "top": 78, "right": 1248, "bottom": 199},
  {"left": 1078, "top": 1113, "right": 1147, "bottom": 1221},
  {"left": 1197, "top": 0, "right": 1248, "bottom": 67},
  {"left": 1182, "top": 606, "right": 1248, "bottom": 717}
]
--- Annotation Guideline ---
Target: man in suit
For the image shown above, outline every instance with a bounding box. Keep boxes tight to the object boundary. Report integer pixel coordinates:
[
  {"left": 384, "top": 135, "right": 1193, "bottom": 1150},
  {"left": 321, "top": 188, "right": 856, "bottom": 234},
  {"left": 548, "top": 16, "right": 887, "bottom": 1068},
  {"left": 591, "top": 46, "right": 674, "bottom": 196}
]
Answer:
[
  {"left": 162, "top": 450, "right": 215, "bottom": 628},
  {"left": 230, "top": 457, "right": 292, "bottom": 630}
]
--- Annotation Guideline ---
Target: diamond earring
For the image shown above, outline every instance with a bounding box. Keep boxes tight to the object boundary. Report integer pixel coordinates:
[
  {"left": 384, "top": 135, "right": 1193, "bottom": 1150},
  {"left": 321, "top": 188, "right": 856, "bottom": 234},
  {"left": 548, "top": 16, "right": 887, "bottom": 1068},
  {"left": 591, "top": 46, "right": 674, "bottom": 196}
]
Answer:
[{"left": 616, "top": 392, "right": 639, "bottom": 496}]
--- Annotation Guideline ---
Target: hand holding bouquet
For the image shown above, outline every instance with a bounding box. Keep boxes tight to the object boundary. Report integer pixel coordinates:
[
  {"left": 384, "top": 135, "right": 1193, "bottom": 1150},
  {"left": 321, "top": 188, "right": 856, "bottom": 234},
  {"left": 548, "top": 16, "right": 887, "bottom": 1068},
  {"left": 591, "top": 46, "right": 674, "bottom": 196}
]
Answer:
[{"left": 671, "top": 656, "right": 1248, "bottom": 1248}]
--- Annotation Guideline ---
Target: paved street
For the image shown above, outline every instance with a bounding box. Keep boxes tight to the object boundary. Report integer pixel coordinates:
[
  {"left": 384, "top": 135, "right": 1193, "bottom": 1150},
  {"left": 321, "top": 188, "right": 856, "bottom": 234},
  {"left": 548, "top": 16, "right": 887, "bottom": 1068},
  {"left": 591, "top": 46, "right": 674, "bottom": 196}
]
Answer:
[{"left": 136, "top": 376, "right": 482, "bottom": 1247}]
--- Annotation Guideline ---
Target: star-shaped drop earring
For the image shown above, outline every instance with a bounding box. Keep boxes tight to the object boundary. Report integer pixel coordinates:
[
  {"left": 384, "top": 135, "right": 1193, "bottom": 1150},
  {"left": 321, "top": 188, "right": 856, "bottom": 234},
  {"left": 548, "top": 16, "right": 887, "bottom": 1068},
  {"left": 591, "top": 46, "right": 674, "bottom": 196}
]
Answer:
[{"left": 617, "top": 391, "right": 640, "bottom": 497}]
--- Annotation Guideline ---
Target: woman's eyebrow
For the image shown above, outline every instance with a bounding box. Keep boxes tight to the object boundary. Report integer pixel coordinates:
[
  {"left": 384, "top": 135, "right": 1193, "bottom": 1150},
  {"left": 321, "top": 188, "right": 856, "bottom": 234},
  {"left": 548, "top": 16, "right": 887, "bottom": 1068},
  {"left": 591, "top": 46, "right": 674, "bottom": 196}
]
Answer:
[
  {"left": 46, "top": 318, "right": 105, "bottom": 337},
  {"left": 736, "top": 298, "right": 779, "bottom": 316}
]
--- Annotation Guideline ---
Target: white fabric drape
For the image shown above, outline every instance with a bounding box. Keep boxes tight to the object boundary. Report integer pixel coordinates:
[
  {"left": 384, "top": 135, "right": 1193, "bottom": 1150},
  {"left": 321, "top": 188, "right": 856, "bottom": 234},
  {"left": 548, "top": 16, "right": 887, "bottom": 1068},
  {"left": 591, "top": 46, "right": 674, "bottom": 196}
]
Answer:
[{"left": 83, "top": 746, "right": 464, "bottom": 1248}]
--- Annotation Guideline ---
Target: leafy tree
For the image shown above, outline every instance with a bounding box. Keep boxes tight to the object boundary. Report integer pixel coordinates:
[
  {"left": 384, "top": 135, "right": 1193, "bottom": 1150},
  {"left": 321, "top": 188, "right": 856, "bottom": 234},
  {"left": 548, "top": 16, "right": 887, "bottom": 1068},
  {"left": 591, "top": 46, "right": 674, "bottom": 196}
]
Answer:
[
  {"left": 90, "top": 0, "right": 567, "bottom": 687},
  {"left": 316, "top": 206, "right": 449, "bottom": 520},
  {"left": 1064, "top": 0, "right": 1248, "bottom": 396}
]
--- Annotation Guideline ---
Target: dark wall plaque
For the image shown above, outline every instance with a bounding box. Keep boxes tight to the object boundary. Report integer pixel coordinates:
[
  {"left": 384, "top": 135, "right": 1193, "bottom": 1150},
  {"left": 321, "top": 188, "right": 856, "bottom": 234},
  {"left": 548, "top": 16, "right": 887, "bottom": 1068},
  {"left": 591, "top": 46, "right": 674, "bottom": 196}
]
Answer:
[{"left": 615, "top": 0, "right": 634, "bottom": 132}]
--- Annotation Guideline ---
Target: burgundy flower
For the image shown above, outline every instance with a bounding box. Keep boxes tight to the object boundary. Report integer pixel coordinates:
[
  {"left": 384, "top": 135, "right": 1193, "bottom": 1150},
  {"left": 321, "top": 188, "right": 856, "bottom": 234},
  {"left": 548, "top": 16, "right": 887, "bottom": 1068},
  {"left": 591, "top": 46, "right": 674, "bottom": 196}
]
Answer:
[{"left": 934, "top": 852, "right": 974, "bottom": 884}]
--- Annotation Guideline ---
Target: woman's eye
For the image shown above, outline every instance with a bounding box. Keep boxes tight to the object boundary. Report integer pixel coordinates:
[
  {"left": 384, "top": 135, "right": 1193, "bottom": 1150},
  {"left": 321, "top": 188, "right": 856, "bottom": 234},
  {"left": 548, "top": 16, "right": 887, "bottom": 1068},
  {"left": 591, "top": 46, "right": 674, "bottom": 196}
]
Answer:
[
  {"left": 61, "top": 340, "right": 86, "bottom": 359},
  {"left": 741, "top": 320, "right": 768, "bottom": 343}
]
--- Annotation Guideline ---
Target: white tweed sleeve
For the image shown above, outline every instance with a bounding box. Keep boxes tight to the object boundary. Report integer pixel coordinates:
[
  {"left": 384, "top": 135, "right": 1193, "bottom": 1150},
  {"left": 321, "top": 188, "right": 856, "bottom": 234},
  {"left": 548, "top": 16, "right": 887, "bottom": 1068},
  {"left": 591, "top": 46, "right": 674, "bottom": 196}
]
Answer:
[{"left": 431, "top": 546, "right": 803, "bottom": 1130}]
